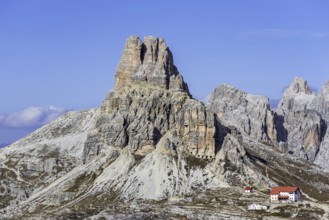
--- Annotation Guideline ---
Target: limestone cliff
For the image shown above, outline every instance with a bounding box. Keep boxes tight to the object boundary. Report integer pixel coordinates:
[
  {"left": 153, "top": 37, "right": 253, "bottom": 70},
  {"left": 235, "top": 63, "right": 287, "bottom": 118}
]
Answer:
[
  {"left": 276, "top": 77, "right": 315, "bottom": 116},
  {"left": 208, "top": 84, "right": 277, "bottom": 145},
  {"left": 276, "top": 77, "right": 328, "bottom": 163},
  {"left": 114, "top": 36, "right": 189, "bottom": 93},
  {"left": 82, "top": 36, "right": 216, "bottom": 163}
]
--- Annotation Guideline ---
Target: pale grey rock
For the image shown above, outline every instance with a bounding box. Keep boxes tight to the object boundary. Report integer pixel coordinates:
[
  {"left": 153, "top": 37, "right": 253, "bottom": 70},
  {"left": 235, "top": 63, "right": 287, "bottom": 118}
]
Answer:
[
  {"left": 84, "top": 84, "right": 217, "bottom": 163},
  {"left": 117, "top": 132, "right": 209, "bottom": 200},
  {"left": 276, "top": 77, "right": 328, "bottom": 163},
  {"left": 315, "top": 128, "right": 329, "bottom": 169},
  {"left": 0, "top": 109, "right": 98, "bottom": 210},
  {"left": 277, "top": 78, "right": 329, "bottom": 121},
  {"left": 3, "top": 127, "right": 277, "bottom": 218},
  {"left": 210, "top": 127, "right": 276, "bottom": 188},
  {"left": 311, "top": 81, "right": 329, "bottom": 168},
  {"left": 312, "top": 81, "right": 329, "bottom": 121},
  {"left": 84, "top": 36, "right": 216, "bottom": 163},
  {"left": 276, "top": 77, "right": 316, "bottom": 116},
  {"left": 208, "top": 84, "right": 277, "bottom": 145},
  {"left": 282, "top": 110, "right": 325, "bottom": 161}
]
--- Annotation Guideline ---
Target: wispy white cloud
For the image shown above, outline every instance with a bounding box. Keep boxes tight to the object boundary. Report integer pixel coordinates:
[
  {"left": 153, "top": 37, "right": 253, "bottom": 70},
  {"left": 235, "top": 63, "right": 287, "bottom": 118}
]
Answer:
[
  {"left": 0, "top": 106, "right": 66, "bottom": 129},
  {"left": 0, "top": 114, "right": 5, "bottom": 122},
  {"left": 241, "top": 28, "right": 304, "bottom": 37},
  {"left": 310, "top": 32, "right": 329, "bottom": 38},
  {"left": 240, "top": 29, "right": 329, "bottom": 38}
]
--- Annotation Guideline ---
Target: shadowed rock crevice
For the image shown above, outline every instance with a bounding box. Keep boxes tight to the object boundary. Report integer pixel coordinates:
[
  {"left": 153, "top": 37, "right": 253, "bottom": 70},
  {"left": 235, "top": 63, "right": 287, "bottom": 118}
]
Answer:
[
  {"left": 320, "top": 118, "right": 327, "bottom": 142},
  {"left": 274, "top": 114, "right": 288, "bottom": 143},
  {"left": 214, "top": 115, "right": 229, "bottom": 154}
]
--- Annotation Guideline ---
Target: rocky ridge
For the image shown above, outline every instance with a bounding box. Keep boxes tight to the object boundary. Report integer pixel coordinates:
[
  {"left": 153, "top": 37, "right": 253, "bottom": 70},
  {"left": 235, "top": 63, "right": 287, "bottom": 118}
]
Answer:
[
  {"left": 275, "top": 77, "right": 329, "bottom": 164},
  {"left": 207, "top": 84, "right": 277, "bottom": 146},
  {"left": 207, "top": 77, "right": 329, "bottom": 166},
  {"left": 0, "top": 36, "right": 328, "bottom": 219}
]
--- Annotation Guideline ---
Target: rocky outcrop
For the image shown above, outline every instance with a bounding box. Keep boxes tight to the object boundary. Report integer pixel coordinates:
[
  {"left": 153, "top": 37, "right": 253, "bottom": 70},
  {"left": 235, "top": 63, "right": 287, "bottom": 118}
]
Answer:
[
  {"left": 114, "top": 36, "right": 189, "bottom": 93},
  {"left": 1, "top": 36, "right": 329, "bottom": 219},
  {"left": 208, "top": 84, "right": 277, "bottom": 145},
  {"left": 282, "top": 110, "right": 325, "bottom": 161},
  {"left": 312, "top": 81, "right": 329, "bottom": 121},
  {"left": 277, "top": 77, "right": 329, "bottom": 121},
  {"left": 83, "top": 36, "right": 216, "bottom": 163},
  {"left": 310, "top": 82, "right": 329, "bottom": 166},
  {"left": 315, "top": 128, "right": 329, "bottom": 169},
  {"left": 276, "top": 77, "right": 316, "bottom": 116},
  {"left": 84, "top": 86, "right": 216, "bottom": 162},
  {"left": 0, "top": 109, "right": 98, "bottom": 209},
  {"left": 275, "top": 77, "right": 328, "bottom": 162},
  {"left": 207, "top": 77, "right": 329, "bottom": 165}
]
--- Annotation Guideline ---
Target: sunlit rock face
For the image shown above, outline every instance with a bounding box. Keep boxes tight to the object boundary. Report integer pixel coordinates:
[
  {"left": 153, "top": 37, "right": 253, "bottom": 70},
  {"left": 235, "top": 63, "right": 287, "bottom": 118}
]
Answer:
[
  {"left": 82, "top": 36, "right": 216, "bottom": 164},
  {"left": 114, "top": 36, "right": 189, "bottom": 93},
  {"left": 207, "top": 84, "right": 277, "bottom": 146},
  {"left": 276, "top": 77, "right": 315, "bottom": 116}
]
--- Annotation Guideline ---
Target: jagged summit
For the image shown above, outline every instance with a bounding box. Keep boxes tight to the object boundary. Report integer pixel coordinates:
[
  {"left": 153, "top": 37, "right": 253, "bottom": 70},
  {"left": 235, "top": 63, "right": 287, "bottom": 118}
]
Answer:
[
  {"left": 288, "top": 77, "right": 313, "bottom": 95},
  {"left": 275, "top": 77, "right": 328, "bottom": 162},
  {"left": 114, "top": 36, "right": 189, "bottom": 94},
  {"left": 321, "top": 80, "right": 329, "bottom": 97},
  {"left": 276, "top": 77, "right": 316, "bottom": 116},
  {"left": 208, "top": 83, "right": 277, "bottom": 146}
]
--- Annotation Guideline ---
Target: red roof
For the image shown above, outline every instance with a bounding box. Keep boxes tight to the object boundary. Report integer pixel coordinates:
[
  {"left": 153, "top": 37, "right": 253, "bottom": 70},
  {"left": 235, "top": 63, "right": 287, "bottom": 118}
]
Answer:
[
  {"left": 245, "top": 187, "right": 253, "bottom": 190},
  {"left": 271, "top": 186, "right": 298, "bottom": 195}
]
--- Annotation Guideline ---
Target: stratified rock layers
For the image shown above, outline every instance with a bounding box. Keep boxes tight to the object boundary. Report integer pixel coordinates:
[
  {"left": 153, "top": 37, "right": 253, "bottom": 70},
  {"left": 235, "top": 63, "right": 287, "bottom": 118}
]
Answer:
[
  {"left": 208, "top": 84, "right": 277, "bottom": 145},
  {"left": 275, "top": 77, "right": 328, "bottom": 162},
  {"left": 208, "top": 77, "right": 329, "bottom": 168},
  {"left": 83, "top": 36, "right": 216, "bottom": 163},
  {"left": 115, "top": 36, "right": 189, "bottom": 92}
]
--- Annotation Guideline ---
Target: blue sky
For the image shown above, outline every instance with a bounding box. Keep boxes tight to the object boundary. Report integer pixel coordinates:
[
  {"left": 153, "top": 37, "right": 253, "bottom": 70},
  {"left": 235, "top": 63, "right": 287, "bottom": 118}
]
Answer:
[{"left": 1, "top": 0, "right": 329, "bottom": 144}]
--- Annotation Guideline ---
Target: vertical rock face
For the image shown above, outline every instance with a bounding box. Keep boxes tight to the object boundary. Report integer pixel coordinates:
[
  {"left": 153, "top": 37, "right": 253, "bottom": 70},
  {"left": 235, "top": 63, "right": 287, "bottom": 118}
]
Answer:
[
  {"left": 282, "top": 110, "right": 325, "bottom": 161},
  {"left": 315, "top": 128, "right": 329, "bottom": 169},
  {"left": 207, "top": 84, "right": 277, "bottom": 145},
  {"left": 85, "top": 87, "right": 216, "bottom": 161},
  {"left": 176, "top": 99, "right": 216, "bottom": 159},
  {"left": 312, "top": 81, "right": 329, "bottom": 121},
  {"left": 114, "top": 36, "right": 143, "bottom": 90},
  {"left": 276, "top": 77, "right": 328, "bottom": 162},
  {"left": 311, "top": 81, "right": 329, "bottom": 167},
  {"left": 83, "top": 36, "right": 215, "bottom": 163},
  {"left": 114, "top": 36, "right": 189, "bottom": 93}
]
